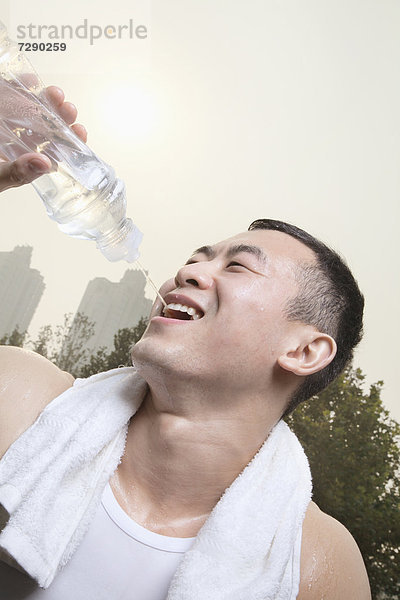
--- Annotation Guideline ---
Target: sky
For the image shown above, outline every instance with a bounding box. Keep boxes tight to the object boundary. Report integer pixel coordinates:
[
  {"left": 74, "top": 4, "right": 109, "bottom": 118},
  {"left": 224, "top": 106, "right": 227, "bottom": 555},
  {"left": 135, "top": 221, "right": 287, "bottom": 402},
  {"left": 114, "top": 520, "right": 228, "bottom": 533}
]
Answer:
[{"left": 1, "top": 0, "right": 399, "bottom": 421}]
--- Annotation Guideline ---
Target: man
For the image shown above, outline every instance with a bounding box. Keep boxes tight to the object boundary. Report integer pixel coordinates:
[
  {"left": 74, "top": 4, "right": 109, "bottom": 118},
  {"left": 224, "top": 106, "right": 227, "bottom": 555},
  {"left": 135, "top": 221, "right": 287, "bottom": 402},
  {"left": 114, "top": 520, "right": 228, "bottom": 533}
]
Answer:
[{"left": 0, "top": 88, "right": 371, "bottom": 599}]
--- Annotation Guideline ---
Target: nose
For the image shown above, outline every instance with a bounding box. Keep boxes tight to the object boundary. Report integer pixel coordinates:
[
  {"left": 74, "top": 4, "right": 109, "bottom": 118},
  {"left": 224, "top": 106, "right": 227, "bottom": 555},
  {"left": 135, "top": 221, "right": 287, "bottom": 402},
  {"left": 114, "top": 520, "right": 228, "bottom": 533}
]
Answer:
[{"left": 174, "top": 262, "right": 215, "bottom": 290}]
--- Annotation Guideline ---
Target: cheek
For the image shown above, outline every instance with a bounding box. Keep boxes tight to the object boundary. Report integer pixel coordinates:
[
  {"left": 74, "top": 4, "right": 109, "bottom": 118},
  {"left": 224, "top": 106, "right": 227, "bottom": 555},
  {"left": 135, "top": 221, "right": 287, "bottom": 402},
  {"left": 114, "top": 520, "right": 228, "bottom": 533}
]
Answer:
[
  {"left": 214, "top": 283, "right": 287, "bottom": 355},
  {"left": 217, "top": 314, "right": 283, "bottom": 357}
]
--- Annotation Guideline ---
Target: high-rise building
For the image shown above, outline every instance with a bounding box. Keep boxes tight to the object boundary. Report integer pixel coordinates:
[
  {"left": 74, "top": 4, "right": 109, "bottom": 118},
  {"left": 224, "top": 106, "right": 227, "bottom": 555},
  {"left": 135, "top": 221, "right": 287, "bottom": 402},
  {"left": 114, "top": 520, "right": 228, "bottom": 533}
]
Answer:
[
  {"left": 0, "top": 246, "right": 45, "bottom": 338},
  {"left": 74, "top": 269, "right": 153, "bottom": 352}
]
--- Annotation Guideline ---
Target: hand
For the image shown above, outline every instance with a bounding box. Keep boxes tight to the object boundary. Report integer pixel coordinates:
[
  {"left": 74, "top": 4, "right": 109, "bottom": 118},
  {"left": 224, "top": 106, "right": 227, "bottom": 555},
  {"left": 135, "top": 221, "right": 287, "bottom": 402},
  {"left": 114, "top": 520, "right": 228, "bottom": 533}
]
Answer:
[{"left": 0, "top": 86, "right": 87, "bottom": 193}]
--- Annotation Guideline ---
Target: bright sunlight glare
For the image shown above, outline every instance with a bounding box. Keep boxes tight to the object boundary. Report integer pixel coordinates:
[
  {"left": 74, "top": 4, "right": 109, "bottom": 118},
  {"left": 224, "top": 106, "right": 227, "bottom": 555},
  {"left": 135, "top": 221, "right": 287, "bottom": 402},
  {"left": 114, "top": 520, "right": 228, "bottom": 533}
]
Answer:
[{"left": 97, "top": 82, "right": 157, "bottom": 142}]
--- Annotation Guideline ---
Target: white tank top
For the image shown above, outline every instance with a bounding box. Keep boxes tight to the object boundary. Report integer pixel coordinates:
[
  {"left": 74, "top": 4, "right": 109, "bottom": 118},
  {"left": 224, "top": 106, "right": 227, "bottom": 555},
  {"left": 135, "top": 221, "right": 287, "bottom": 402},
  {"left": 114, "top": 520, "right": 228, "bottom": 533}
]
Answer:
[{"left": 0, "top": 482, "right": 197, "bottom": 600}]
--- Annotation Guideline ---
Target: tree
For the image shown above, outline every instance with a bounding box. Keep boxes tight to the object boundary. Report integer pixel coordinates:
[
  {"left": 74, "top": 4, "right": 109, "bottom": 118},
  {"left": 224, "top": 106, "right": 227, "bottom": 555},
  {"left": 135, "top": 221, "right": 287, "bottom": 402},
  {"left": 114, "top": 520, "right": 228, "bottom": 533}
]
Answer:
[
  {"left": 30, "top": 312, "right": 95, "bottom": 376},
  {"left": 30, "top": 324, "right": 53, "bottom": 357},
  {"left": 286, "top": 368, "right": 400, "bottom": 599},
  {"left": 55, "top": 312, "right": 95, "bottom": 374},
  {"left": 0, "top": 325, "right": 27, "bottom": 347},
  {"left": 79, "top": 317, "right": 148, "bottom": 378},
  {"left": 0, "top": 314, "right": 147, "bottom": 378}
]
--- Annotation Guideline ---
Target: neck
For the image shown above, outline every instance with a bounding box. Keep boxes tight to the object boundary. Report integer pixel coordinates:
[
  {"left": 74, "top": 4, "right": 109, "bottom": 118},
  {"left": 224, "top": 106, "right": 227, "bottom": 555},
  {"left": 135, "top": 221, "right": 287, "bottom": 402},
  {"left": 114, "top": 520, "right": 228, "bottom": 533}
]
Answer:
[{"left": 111, "top": 376, "right": 282, "bottom": 536}]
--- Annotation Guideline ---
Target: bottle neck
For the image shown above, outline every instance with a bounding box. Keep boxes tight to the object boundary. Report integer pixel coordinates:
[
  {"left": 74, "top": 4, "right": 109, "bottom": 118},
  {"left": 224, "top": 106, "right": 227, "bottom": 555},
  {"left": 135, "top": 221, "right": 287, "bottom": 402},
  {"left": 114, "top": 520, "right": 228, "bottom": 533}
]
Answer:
[{"left": 97, "top": 218, "right": 143, "bottom": 263}]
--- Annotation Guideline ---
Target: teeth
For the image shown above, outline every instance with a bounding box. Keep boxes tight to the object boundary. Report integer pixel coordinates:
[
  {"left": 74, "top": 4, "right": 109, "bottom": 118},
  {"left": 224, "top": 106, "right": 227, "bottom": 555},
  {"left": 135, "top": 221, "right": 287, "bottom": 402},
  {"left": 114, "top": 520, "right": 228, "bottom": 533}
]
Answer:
[{"left": 162, "top": 302, "right": 203, "bottom": 320}]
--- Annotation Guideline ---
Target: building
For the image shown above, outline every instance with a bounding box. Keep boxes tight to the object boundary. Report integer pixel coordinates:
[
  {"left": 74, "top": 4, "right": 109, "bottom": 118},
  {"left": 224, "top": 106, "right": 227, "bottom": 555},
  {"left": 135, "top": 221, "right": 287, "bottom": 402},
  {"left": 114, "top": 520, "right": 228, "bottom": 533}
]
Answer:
[
  {"left": 74, "top": 269, "right": 153, "bottom": 352},
  {"left": 0, "top": 246, "right": 45, "bottom": 338}
]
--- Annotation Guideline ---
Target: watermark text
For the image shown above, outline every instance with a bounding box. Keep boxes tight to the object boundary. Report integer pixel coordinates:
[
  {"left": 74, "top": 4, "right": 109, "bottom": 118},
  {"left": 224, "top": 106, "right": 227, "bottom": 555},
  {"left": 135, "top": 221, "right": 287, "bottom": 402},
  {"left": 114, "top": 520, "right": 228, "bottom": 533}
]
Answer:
[{"left": 16, "top": 19, "right": 148, "bottom": 46}]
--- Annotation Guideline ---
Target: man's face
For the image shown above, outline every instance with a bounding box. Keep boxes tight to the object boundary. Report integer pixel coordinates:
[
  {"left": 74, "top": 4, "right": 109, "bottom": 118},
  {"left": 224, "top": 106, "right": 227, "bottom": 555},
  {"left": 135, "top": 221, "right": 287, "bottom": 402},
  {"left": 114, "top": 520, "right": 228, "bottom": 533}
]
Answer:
[{"left": 132, "top": 229, "right": 316, "bottom": 393}]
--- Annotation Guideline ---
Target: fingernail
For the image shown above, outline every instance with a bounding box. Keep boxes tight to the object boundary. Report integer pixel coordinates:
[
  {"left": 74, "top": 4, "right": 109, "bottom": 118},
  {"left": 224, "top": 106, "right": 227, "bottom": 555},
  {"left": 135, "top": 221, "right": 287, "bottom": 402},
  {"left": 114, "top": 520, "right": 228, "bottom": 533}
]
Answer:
[{"left": 28, "top": 159, "right": 49, "bottom": 174}]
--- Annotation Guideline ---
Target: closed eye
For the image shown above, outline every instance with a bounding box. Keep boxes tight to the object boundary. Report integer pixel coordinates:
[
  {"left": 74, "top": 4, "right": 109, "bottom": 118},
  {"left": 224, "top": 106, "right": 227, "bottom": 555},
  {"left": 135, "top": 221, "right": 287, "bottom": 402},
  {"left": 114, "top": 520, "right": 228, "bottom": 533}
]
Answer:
[
  {"left": 184, "top": 259, "right": 249, "bottom": 270},
  {"left": 185, "top": 258, "right": 249, "bottom": 270}
]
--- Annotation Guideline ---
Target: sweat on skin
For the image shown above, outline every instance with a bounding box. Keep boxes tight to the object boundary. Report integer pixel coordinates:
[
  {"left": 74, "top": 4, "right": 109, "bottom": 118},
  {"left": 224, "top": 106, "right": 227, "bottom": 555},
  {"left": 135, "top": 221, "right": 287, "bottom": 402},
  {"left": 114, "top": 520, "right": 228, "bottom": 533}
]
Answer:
[
  {"left": 111, "top": 229, "right": 337, "bottom": 537},
  {"left": 0, "top": 84, "right": 371, "bottom": 598}
]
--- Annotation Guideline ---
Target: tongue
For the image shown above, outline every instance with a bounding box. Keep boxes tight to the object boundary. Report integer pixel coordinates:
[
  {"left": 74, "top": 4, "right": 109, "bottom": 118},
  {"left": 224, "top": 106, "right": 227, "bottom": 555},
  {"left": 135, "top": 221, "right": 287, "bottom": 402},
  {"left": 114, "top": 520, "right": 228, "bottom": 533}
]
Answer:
[{"left": 167, "top": 309, "right": 192, "bottom": 320}]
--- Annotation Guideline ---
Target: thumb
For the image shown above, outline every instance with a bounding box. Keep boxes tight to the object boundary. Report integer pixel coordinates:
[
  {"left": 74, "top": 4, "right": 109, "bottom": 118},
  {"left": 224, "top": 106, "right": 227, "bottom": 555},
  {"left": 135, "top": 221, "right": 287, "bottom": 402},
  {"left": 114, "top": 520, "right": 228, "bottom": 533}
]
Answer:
[{"left": 0, "top": 154, "right": 52, "bottom": 193}]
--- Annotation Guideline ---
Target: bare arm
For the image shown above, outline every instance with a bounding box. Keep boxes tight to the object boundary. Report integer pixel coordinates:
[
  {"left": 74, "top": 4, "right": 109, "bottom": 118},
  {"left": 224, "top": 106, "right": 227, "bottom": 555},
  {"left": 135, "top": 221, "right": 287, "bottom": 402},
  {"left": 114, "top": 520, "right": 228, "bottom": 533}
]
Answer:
[
  {"left": 0, "top": 346, "right": 74, "bottom": 459},
  {"left": 298, "top": 501, "right": 371, "bottom": 600},
  {"left": 0, "top": 86, "right": 87, "bottom": 456}
]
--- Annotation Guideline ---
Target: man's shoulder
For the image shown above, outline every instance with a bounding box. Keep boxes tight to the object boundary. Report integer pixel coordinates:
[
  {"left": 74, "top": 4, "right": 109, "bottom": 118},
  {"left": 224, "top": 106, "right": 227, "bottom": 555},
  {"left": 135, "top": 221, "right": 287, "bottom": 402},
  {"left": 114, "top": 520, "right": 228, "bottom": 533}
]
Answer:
[
  {"left": 298, "top": 501, "right": 371, "bottom": 600},
  {"left": 0, "top": 346, "right": 74, "bottom": 458}
]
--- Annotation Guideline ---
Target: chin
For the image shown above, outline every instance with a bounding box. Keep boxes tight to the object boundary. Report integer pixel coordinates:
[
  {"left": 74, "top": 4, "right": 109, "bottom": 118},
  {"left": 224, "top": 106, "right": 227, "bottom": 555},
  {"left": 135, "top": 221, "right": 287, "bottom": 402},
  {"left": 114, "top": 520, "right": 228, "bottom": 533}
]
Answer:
[{"left": 130, "top": 336, "right": 204, "bottom": 384}]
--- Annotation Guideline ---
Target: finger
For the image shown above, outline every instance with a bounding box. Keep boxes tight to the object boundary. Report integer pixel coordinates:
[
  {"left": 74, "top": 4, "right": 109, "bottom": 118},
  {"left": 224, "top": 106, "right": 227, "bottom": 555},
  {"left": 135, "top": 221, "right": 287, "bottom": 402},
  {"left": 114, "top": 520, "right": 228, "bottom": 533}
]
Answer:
[
  {"left": 71, "top": 123, "right": 87, "bottom": 143},
  {"left": 44, "top": 85, "right": 65, "bottom": 108},
  {"left": 0, "top": 154, "right": 51, "bottom": 193},
  {"left": 56, "top": 101, "right": 78, "bottom": 125}
]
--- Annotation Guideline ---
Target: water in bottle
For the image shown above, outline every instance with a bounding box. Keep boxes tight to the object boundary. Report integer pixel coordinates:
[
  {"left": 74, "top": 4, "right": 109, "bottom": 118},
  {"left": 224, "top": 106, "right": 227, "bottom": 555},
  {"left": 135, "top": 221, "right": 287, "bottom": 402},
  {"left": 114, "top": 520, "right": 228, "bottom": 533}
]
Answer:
[
  {"left": 0, "top": 21, "right": 166, "bottom": 307},
  {"left": 0, "top": 21, "right": 141, "bottom": 263}
]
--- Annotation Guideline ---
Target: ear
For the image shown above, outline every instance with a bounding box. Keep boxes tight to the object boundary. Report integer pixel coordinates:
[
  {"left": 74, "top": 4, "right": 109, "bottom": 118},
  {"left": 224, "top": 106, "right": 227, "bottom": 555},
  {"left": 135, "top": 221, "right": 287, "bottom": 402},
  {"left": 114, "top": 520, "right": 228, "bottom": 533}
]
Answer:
[{"left": 277, "top": 331, "right": 337, "bottom": 376}]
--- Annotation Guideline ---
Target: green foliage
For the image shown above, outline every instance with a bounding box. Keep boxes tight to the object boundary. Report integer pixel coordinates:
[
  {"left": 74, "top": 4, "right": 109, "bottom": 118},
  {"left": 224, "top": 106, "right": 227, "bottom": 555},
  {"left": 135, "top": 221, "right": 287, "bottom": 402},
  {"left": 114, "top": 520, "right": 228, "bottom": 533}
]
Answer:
[
  {"left": 1, "top": 319, "right": 398, "bottom": 597},
  {"left": 78, "top": 317, "right": 148, "bottom": 378},
  {"left": 286, "top": 368, "right": 400, "bottom": 599},
  {"left": 0, "top": 313, "right": 147, "bottom": 379},
  {"left": 29, "top": 312, "right": 95, "bottom": 375},
  {"left": 56, "top": 313, "right": 95, "bottom": 374},
  {"left": 0, "top": 325, "right": 27, "bottom": 347}
]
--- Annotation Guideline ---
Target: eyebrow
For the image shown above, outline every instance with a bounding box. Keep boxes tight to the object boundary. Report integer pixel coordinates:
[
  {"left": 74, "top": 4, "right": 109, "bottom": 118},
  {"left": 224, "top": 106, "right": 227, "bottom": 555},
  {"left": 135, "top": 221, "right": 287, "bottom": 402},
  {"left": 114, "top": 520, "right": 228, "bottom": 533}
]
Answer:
[{"left": 190, "top": 244, "right": 268, "bottom": 266}]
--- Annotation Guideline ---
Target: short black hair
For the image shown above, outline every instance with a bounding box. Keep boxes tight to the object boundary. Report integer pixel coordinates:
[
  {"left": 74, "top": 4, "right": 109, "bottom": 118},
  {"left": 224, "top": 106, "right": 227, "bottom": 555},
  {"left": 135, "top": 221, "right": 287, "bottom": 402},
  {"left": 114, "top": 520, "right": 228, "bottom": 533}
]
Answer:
[{"left": 248, "top": 219, "right": 364, "bottom": 415}]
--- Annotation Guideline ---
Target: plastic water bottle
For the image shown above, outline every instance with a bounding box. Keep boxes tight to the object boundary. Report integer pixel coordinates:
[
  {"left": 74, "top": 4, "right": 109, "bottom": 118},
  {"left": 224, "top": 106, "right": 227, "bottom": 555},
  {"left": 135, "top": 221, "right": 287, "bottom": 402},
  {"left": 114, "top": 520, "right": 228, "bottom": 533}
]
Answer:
[{"left": 0, "top": 21, "right": 142, "bottom": 262}]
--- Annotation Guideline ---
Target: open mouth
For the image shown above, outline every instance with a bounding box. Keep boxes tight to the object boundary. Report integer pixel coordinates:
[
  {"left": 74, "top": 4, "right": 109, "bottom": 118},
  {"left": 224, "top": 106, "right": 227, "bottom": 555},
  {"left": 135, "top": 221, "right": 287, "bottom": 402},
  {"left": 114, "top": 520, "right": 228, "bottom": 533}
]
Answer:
[{"left": 162, "top": 303, "right": 204, "bottom": 321}]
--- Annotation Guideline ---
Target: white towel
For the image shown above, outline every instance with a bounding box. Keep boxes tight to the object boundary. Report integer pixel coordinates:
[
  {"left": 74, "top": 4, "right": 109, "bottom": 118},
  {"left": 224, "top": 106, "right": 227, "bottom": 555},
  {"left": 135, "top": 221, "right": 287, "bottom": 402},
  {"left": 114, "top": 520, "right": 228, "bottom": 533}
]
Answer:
[{"left": 0, "top": 367, "right": 312, "bottom": 599}]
